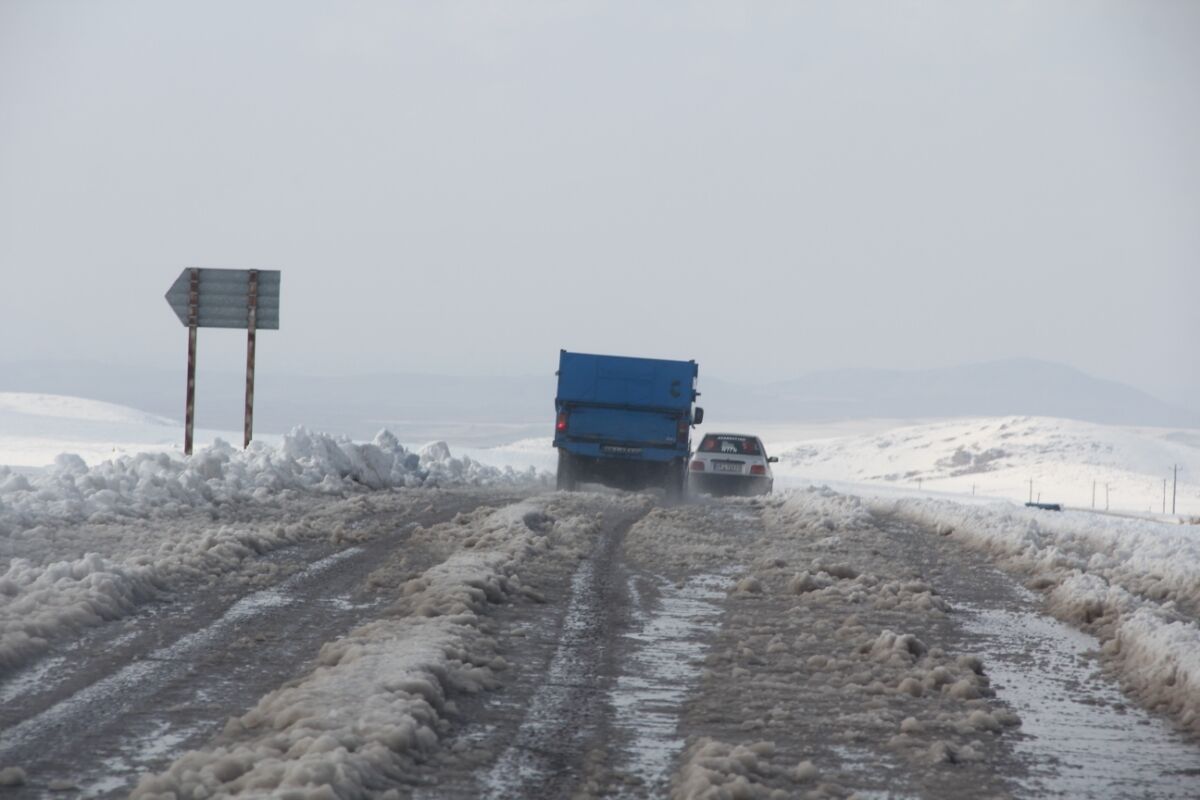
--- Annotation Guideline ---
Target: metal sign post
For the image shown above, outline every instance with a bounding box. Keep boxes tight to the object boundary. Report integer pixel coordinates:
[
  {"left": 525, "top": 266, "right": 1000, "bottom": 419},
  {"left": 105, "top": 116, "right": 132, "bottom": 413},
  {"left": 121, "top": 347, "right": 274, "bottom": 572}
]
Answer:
[
  {"left": 244, "top": 270, "right": 258, "bottom": 449},
  {"left": 185, "top": 268, "right": 199, "bottom": 455},
  {"left": 165, "top": 268, "right": 281, "bottom": 455}
]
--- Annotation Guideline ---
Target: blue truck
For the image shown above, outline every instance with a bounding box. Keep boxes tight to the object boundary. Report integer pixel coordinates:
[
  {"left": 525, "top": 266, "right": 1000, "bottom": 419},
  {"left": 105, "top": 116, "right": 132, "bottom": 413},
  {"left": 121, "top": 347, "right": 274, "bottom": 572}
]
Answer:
[{"left": 553, "top": 350, "right": 704, "bottom": 497}]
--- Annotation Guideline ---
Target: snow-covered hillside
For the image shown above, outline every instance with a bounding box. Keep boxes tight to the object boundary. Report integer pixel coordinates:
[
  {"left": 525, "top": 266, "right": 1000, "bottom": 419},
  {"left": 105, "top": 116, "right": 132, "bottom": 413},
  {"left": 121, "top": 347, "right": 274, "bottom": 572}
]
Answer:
[
  {"left": 0, "top": 394, "right": 176, "bottom": 426},
  {"left": 773, "top": 416, "right": 1200, "bottom": 516},
  {"left": 0, "top": 392, "right": 249, "bottom": 468}
]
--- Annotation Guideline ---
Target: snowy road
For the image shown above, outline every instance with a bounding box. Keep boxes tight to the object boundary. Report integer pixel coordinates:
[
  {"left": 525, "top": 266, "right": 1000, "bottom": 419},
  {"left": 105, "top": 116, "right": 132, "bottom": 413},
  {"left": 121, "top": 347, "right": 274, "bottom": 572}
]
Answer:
[
  {"left": 0, "top": 489, "right": 528, "bottom": 797},
  {"left": 2, "top": 486, "right": 1199, "bottom": 798}
]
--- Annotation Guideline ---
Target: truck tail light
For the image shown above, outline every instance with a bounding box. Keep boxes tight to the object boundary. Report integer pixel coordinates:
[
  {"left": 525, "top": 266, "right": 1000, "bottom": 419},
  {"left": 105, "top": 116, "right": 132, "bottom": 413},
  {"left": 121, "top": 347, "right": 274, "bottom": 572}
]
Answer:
[
  {"left": 677, "top": 419, "right": 690, "bottom": 442},
  {"left": 556, "top": 412, "right": 568, "bottom": 432},
  {"left": 750, "top": 464, "right": 767, "bottom": 476},
  {"left": 690, "top": 460, "right": 705, "bottom": 471}
]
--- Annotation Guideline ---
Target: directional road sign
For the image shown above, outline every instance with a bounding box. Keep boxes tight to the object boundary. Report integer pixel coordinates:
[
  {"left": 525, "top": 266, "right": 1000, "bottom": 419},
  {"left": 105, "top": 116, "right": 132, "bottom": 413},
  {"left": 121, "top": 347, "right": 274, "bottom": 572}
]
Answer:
[
  {"left": 164, "top": 267, "right": 282, "bottom": 455},
  {"left": 165, "top": 268, "right": 281, "bottom": 329}
]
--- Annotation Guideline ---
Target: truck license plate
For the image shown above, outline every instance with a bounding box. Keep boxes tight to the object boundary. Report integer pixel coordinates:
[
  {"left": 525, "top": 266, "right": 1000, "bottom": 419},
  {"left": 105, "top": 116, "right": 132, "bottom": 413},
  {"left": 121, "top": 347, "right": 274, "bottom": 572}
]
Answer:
[{"left": 601, "top": 445, "right": 643, "bottom": 456}]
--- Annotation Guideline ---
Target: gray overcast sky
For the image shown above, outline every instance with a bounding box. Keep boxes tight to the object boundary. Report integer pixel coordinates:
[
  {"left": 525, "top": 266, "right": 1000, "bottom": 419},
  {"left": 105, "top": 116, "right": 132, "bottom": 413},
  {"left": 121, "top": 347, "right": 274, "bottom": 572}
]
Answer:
[{"left": 2, "top": 1, "right": 1198, "bottom": 410}]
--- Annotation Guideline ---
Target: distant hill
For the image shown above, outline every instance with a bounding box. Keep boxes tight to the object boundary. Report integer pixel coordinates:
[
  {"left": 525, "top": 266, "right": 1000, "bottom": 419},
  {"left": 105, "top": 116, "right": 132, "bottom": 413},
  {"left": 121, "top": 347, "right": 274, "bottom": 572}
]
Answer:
[
  {"left": 0, "top": 358, "right": 1194, "bottom": 437},
  {"left": 701, "top": 359, "right": 1200, "bottom": 428}
]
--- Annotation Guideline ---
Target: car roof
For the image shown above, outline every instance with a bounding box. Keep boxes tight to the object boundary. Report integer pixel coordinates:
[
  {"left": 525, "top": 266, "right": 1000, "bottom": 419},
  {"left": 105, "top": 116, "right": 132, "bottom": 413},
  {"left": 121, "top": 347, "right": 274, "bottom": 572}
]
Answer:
[{"left": 702, "top": 432, "right": 762, "bottom": 439}]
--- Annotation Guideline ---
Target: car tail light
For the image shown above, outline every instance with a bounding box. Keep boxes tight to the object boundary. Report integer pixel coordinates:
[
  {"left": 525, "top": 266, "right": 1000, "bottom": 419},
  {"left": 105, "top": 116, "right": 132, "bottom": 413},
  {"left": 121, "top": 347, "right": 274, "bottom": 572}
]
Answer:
[
  {"left": 556, "top": 412, "right": 568, "bottom": 432},
  {"left": 750, "top": 464, "right": 767, "bottom": 476},
  {"left": 690, "top": 460, "right": 705, "bottom": 471}
]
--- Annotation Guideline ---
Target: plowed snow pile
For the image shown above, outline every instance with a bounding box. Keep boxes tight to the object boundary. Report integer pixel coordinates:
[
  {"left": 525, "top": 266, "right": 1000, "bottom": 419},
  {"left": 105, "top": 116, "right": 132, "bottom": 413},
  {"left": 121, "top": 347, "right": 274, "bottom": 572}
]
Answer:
[
  {"left": 130, "top": 496, "right": 605, "bottom": 799},
  {"left": 0, "top": 429, "right": 541, "bottom": 671},
  {"left": 0, "top": 427, "right": 535, "bottom": 534},
  {"left": 875, "top": 497, "right": 1200, "bottom": 733}
]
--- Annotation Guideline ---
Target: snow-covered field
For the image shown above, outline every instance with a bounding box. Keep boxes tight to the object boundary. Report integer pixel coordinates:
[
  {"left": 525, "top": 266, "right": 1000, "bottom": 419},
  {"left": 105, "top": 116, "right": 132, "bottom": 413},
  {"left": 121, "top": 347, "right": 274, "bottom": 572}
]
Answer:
[
  {"left": 772, "top": 416, "right": 1200, "bottom": 516},
  {"left": 0, "top": 392, "right": 269, "bottom": 469}
]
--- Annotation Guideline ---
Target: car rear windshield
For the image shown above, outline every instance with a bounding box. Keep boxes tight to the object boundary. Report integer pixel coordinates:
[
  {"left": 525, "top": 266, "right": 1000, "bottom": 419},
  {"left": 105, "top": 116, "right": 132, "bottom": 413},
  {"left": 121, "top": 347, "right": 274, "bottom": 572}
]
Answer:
[{"left": 699, "top": 435, "right": 762, "bottom": 456}]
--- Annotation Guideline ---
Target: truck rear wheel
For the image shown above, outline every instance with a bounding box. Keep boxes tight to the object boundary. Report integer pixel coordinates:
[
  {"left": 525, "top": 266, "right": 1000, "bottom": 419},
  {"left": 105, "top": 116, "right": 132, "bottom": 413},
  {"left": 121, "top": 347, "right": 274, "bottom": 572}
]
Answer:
[
  {"left": 556, "top": 449, "right": 577, "bottom": 491},
  {"left": 664, "top": 460, "right": 686, "bottom": 503}
]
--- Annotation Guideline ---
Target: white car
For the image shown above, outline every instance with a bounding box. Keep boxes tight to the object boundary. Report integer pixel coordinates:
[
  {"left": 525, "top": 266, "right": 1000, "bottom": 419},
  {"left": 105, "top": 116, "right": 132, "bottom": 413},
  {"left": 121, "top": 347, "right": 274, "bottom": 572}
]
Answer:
[{"left": 688, "top": 432, "right": 776, "bottom": 496}]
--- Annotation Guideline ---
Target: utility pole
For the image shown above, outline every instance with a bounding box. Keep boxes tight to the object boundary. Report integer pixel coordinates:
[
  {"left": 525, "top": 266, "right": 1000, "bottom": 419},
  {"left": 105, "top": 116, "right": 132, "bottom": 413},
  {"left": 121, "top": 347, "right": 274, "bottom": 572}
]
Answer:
[
  {"left": 1163, "top": 479, "right": 1167, "bottom": 515},
  {"left": 1028, "top": 478, "right": 1033, "bottom": 504},
  {"left": 1092, "top": 480, "right": 1096, "bottom": 509},
  {"left": 1106, "top": 482, "right": 1110, "bottom": 511},
  {"left": 972, "top": 483, "right": 976, "bottom": 496},
  {"left": 1173, "top": 464, "right": 1178, "bottom": 515}
]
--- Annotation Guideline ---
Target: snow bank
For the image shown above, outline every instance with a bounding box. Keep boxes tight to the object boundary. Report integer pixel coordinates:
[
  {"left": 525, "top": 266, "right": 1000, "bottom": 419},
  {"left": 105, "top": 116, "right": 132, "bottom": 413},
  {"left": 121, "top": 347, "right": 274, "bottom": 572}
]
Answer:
[
  {"left": 132, "top": 615, "right": 485, "bottom": 799},
  {"left": 875, "top": 497, "right": 1200, "bottom": 733},
  {"left": 0, "top": 553, "right": 162, "bottom": 669},
  {"left": 130, "top": 498, "right": 579, "bottom": 799},
  {"left": 873, "top": 498, "right": 1200, "bottom": 612},
  {"left": 1046, "top": 573, "right": 1200, "bottom": 731},
  {"left": 0, "top": 427, "right": 538, "bottom": 536},
  {"left": 0, "top": 429, "right": 542, "bottom": 673}
]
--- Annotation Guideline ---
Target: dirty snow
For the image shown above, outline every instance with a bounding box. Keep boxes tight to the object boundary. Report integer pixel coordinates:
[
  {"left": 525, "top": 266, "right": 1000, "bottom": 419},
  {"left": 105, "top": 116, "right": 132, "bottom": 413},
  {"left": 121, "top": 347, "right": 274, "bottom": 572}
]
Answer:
[
  {"left": 622, "top": 490, "right": 1024, "bottom": 798},
  {"left": 875, "top": 496, "right": 1200, "bottom": 734},
  {"left": 0, "top": 429, "right": 540, "bottom": 672},
  {"left": 130, "top": 497, "right": 596, "bottom": 799}
]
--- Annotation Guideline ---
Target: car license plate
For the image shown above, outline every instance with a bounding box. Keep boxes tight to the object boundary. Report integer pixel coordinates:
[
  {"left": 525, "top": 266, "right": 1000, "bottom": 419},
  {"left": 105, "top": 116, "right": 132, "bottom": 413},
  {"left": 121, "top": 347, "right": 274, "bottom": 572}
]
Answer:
[{"left": 713, "top": 462, "right": 743, "bottom": 473}]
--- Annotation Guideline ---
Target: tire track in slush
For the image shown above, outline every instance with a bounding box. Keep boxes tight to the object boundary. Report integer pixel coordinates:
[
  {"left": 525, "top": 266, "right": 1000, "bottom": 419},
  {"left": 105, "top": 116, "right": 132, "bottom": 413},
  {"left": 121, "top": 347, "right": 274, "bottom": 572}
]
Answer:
[{"left": 482, "top": 507, "right": 634, "bottom": 799}]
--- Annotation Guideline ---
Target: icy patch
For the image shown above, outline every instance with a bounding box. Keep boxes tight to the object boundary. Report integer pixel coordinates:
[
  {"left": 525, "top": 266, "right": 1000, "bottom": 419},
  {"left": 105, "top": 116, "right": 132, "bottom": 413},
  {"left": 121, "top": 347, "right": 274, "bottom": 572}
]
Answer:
[
  {"left": 609, "top": 571, "right": 733, "bottom": 795},
  {"left": 77, "top": 721, "right": 208, "bottom": 799},
  {"left": 828, "top": 743, "right": 919, "bottom": 799},
  {"left": 484, "top": 555, "right": 600, "bottom": 797},
  {"left": 0, "top": 654, "right": 66, "bottom": 705},
  {"left": 962, "top": 602, "right": 1200, "bottom": 798},
  {"left": 320, "top": 595, "right": 380, "bottom": 611},
  {"left": 0, "top": 548, "right": 363, "bottom": 758}
]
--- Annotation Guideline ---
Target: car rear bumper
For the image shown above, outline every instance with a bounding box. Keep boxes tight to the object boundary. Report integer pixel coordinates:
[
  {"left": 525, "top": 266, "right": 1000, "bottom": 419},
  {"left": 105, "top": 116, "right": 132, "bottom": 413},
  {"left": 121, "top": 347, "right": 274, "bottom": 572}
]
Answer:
[{"left": 688, "top": 472, "right": 772, "bottom": 496}]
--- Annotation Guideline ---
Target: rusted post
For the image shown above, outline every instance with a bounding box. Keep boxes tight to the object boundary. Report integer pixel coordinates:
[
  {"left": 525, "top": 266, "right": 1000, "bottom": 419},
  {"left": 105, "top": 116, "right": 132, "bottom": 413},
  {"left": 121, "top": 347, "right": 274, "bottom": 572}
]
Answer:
[
  {"left": 244, "top": 269, "right": 258, "bottom": 449},
  {"left": 184, "top": 268, "right": 199, "bottom": 456}
]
